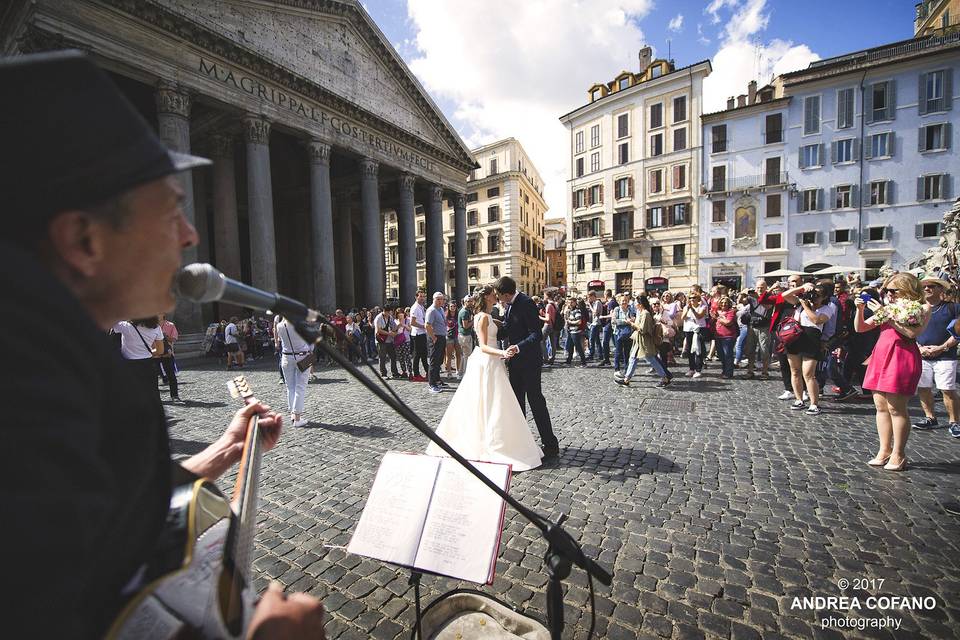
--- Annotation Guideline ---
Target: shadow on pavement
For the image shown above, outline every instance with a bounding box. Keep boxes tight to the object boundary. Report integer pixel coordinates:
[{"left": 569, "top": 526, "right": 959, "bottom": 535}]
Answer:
[
  {"left": 163, "top": 399, "right": 227, "bottom": 409},
  {"left": 909, "top": 460, "right": 960, "bottom": 475},
  {"left": 169, "top": 437, "right": 212, "bottom": 456},
  {"left": 308, "top": 377, "right": 348, "bottom": 385},
  {"left": 302, "top": 422, "right": 393, "bottom": 438},
  {"left": 544, "top": 447, "right": 680, "bottom": 480}
]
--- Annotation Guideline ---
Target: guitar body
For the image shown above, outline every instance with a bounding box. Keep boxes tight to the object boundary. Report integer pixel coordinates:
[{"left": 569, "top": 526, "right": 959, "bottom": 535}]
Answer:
[{"left": 106, "top": 480, "right": 254, "bottom": 640}]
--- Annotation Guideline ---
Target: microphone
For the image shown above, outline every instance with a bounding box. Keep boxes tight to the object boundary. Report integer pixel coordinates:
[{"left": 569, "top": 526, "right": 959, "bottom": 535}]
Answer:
[{"left": 175, "top": 263, "right": 323, "bottom": 323}]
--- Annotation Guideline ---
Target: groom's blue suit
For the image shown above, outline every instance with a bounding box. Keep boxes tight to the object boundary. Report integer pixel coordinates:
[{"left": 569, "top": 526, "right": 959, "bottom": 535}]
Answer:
[{"left": 503, "top": 292, "right": 558, "bottom": 453}]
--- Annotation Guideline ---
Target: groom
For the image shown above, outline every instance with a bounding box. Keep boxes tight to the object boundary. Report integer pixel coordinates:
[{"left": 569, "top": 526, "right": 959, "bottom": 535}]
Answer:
[{"left": 495, "top": 276, "right": 560, "bottom": 458}]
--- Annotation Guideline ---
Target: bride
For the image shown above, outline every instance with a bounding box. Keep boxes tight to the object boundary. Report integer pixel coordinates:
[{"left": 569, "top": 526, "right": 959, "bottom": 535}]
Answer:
[{"left": 426, "top": 284, "right": 543, "bottom": 471}]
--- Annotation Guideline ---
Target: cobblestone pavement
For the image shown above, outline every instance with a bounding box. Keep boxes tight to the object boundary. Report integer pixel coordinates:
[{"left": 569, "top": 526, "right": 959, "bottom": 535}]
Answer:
[{"left": 165, "top": 354, "right": 960, "bottom": 639}]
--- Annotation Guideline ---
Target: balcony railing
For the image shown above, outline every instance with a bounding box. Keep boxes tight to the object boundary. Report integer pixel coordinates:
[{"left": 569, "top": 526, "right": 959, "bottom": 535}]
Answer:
[
  {"left": 600, "top": 229, "right": 646, "bottom": 244},
  {"left": 704, "top": 171, "right": 790, "bottom": 193},
  {"left": 805, "top": 30, "right": 960, "bottom": 77},
  {"left": 711, "top": 139, "right": 727, "bottom": 153}
]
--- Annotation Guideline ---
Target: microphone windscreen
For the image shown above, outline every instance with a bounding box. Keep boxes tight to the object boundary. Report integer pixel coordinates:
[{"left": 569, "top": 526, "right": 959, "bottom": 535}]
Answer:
[{"left": 176, "top": 263, "right": 226, "bottom": 303}]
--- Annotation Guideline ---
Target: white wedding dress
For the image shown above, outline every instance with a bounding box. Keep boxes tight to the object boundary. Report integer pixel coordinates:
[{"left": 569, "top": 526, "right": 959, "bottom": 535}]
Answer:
[{"left": 425, "top": 312, "right": 543, "bottom": 471}]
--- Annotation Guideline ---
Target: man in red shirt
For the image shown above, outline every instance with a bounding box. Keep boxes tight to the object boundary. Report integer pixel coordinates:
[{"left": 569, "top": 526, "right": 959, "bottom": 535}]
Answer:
[{"left": 756, "top": 275, "right": 804, "bottom": 398}]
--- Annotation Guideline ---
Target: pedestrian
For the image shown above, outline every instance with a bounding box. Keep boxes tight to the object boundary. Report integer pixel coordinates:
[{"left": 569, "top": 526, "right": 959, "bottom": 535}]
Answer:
[
  {"left": 600, "top": 289, "right": 616, "bottom": 366},
  {"left": 749, "top": 279, "right": 775, "bottom": 379},
  {"left": 410, "top": 290, "right": 429, "bottom": 381},
  {"left": 858, "top": 274, "right": 930, "bottom": 470},
  {"left": 734, "top": 291, "right": 755, "bottom": 367},
  {"left": 564, "top": 297, "right": 586, "bottom": 366},
  {"left": 394, "top": 308, "right": 411, "bottom": 377},
  {"left": 681, "top": 291, "right": 708, "bottom": 378},
  {"left": 457, "top": 295, "right": 475, "bottom": 380},
  {"left": 617, "top": 295, "right": 671, "bottom": 387},
  {"left": 913, "top": 277, "right": 960, "bottom": 436},
  {"left": 610, "top": 294, "right": 635, "bottom": 374},
  {"left": 113, "top": 316, "right": 165, "bottom": 398},
  {"left": 781, "top": 281, "right": 836, "bottom": 415},
  {"left": 587, "top": 291, "right": 603, "bottom": 362},
  {"left": 425, "top": 292, "right": 448, "bottom": 392},
  {"left": 715, "top": 296, "right": 738, "bottom": 379},
  {"left": 539, "top": 293, "right": 559, "bottom": 364},
  {"left": 445, "top": 298, "right": 461, "bottom": 377},
  {"left": 157, "top": 313, "right": 180, "bottom": 401},
  {"left": 275, "top": 315, "right": 312, "bottom": 427},
  {"left": 224, "top": 314, "right": 243, "bottom": 369},
  {"left": 374, "top": 304, "right": 400, "bottom": 379}
]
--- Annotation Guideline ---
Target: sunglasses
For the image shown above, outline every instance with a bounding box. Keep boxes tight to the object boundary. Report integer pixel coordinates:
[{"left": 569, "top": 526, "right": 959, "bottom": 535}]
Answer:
[
  {"left": 881, "top": 288, "right": 900, "bottom": 295},
  {"left": 922, "top": 284, "right": 943, "bottom": 290}
]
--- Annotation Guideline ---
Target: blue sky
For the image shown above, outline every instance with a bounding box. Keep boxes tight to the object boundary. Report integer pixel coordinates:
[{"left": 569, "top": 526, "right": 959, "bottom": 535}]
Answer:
[{"left": 361, "top": 1, "right": 913, "bottom": 217}]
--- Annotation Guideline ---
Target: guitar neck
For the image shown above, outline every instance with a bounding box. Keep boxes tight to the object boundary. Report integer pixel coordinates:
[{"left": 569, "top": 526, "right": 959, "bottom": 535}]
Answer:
[{"left": 231, "top": 412, "right": 263, "bottom": 583}]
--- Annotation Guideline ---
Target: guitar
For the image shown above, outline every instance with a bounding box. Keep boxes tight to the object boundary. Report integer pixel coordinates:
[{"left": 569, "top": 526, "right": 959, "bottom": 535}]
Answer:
[{"left": 106, "top": 376, "right": 266, "bottom": 639}]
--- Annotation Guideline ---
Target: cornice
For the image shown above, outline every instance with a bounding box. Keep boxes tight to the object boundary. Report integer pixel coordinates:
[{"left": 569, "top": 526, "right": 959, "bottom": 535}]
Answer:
[{"left": 92, "top": 0, "right": 475, "bottom": 172}]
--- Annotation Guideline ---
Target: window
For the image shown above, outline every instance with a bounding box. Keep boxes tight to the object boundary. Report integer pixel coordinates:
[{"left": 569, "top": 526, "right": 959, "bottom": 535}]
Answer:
[
  {"left": 590, "top": 124, "right": 600, "bottom": 148},
  {"left": 834, "top": 185, "right": 853, "bottom": 209},
  {"left": 672, "top": 164, "right": 686, "bottom": 190},
  {"left": 920, "top": 70, "right": 947, "bottom": 113},
  {"left": 866, "top": 226, "right": 890, "bottom": 242},
  {"left": 673, "top": 127, "right": 687, "bottom": 151},
  {"left": 917, "top": 222, "right": 942, "bottom": 238},
  {"left": 865, "top": 259, "right": 886, "bottom": 281},
  {"left": 671, "top": 203, "right": 688, "bottom": 225},
  {"left": 712, "top": 199, "right": 726, "bottom": 222},
  {"left": 837, "top": 88, "right": 855, "bottom": 129},
  {"left": 649, "top": 169, "right": 663, "bottom": 194},
  {"left": 487, "top": 186, "right": 500, "bottom": 198},
  {"left": 649, "top": 103, "right": 663, "bottom": 129},
  {"left": 618, "top": 248, "right": 629, "bottom": 259},
  {"left": 492, "top": 265, "right": 500, "bottom": 277},
  {"left": 798, "top": 231, "right": 819, "bottom": 246},
  {"left": 417, "top": 220, "right": 425, "bottom": 236},
  {"left": 868, "top": 81, "right": 894, "bottom": 122},
  {"left": 466, "top": 192, "right": 478, "bottom": 203},
  {"left": 764, "top": 113, "right": 783, "bottom": 143},
  {"left": 651, "top": 65, "right": 662, "bottom": 78},
  {"left": 576, "top": 157, "right": 584, "bottom": 177},
  {"left": 800, "top": 188, "right": 821, "bottom": 212},
  {"left": 618, "top": 142, "right": 629, "bottom": 165},
  {"left": 573, "top": 189, "right": 586, "bottom": 208},
  {"left": 650, "top": 133, "right": 663, "bottom": 157},
  {"left": 487, "top": 233, "right": 501, "bottom": 253},
  {"left": 592, "top": 253, "right": 601, "bottom": 270},
  {"left": 673, "top": 96, "right": 687, "bottom": 122},
  {"left": 613, "top": 211, "right": 633, "bottom": 240},
  {"left": 650, "top": 246, "right": 663, "bottom": 266},
  {"left": 489, "top": 158, "right": 498, "bottom": 175},
  {"left": 867, "top": 132, "right": 893, "bottom": 159},
  {"left": 389, "top": 247, "right": 397, "bottom": 264},
  {"left": 590, "top": 152, "right": 600, "bottom": 172},
  {"left": 919, "top": 123, "right": 950, "bottom": 152},
  {"left": 832, "top": 138, "right": 857, "bottom": 163},
  {"left": 712, "top": 125, "right": 727, "bottom": 153},
  {"left": 488, "top": 205, "right": 500, "bottom": 223},
  {"left": 589, "top": 184, "right": 601, "bottom": 205},
  {"left": 764, "top": 260, "right": 782, "bottom": 275},
  {"left": 618, "top": 77, "right": 630, "bottom": 91},
  {"left": 803, "top": 95, "right": 820, "bottom": 135},
  {"left": 469, "top": 267, "right": 480, "bottom": 279},
  {"left": 614, "top": 176, "right": 632, "bottom": 199},
  {"left": 388, "top": 226, "right": 397, "bottom": 240},
  {"left": 800, "top": 143, "right": 822, "bottom": 169},
  {"left": 711, "top": 165, "right": 726, "bottom": 191},
  {"left": 447, "top": 240, "right": 456, "bottom": 258},
  {"left": 919, "top": 174, "right": 949, "bottom": 200},
  {"left": 869, "top": 180, "right": 890, "bottom": 205},
  {"left": 764, "top": 157, "right": 781, "bottom": 185},
  {"left": 467, "top": 235, "right": 480, "bottom": 255},
  {"left": 766, "top": 194, "right": 781, "bottom": 218},
  {"left": 617, "top": 113, "right": 629, "bottom": 138},
  {"left": 590, "top": 88, "right": 601, "bottom": 102},
  {"left": 575, "top": 131, "right": 584, "bottom": 153},
  {"left": 467, "top": 209, "right": 478, "bottom": 226},
  {"left": 765, "top": 233, "right": 782, "bottom": 249},
  {"left": 673, "top": 244, "right": 686, "bottom": 265},
  {"left": 647, "top": 206, "right": 664, "bottom": 228},
  {"left": 832, "top": 229, "right": 852, "bottom": 243},
  {"left": 416, "top": 242, "right": 424, "bottom": 261},
  {"left": 711, "top": 237, "right": 727, "bottom": 252}
]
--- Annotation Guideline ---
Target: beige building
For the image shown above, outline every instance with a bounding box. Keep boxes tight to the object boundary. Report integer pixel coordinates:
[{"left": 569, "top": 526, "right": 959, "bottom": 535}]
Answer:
[
  {"left": 384, "top": 138, "right": 547, "bottom": 302},
  {"left": 544, "top": 219, "right": 567, "bottom": 288},
  {"left": 915, "top": 0, "right": 960, "bottom": 35},
  {"left": 559, "top": 48, "right": 711, "bottom": 294}
]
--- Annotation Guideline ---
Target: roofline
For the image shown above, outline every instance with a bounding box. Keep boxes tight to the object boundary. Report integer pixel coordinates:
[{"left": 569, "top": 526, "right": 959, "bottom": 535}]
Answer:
[
  {"left": 702, "top": 96, "right": 791, "bottom": 121},
  {"left": 558, "top": 59, "right": 712, "bottom": 122}
]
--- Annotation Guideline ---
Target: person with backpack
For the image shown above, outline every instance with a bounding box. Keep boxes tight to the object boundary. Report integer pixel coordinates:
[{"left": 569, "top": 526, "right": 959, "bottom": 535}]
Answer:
[
  {"left": 747, "top": 279, "right": 775, "bottom": 379},
  {"left": 610, "top": 294, "right": 636, "bottom": 374}
]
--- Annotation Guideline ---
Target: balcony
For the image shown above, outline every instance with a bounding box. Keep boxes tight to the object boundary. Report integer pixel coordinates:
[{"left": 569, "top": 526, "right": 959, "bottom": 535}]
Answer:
[
  {"left": 600, "top": 229, "right": 646, "bottom": 244},
  {"left": 704, "top": 171, "right": 790, "bottom": 194}
]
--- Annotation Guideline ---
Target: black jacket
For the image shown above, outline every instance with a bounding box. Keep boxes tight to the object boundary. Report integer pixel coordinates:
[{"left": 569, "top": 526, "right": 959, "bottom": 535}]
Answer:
[{"left": 502, "top": 292, "right": 543, "bottom": 370}]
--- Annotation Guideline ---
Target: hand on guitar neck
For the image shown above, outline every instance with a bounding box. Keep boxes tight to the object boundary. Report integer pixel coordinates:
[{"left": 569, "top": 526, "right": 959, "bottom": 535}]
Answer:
[{"left": 180, "top": 399, "right": 282, "bottom": 480}]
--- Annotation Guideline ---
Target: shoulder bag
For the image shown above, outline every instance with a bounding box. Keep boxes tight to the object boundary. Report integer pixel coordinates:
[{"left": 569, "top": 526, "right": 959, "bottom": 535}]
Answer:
[
  {"left": 283, "top": 325, "right": 316, "bottom": 372},
  {"left": 774, "top": 312, "right": 804, "bottom": 353}
]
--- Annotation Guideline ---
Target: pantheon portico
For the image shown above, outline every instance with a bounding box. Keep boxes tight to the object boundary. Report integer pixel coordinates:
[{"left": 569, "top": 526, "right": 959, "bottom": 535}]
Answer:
[{"left": 0, "top": 0, "right": 476, "bottom": 333}]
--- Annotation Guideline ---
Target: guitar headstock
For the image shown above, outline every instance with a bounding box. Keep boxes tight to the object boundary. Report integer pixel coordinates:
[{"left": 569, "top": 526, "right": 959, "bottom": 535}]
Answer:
[{"left": 227, "top": 375, "right": 255, "bottom": 403}]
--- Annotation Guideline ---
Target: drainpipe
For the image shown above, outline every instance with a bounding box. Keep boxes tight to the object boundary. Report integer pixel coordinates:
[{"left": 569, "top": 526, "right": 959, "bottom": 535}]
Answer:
[{"left": 857, "top": 69, "right": 868, "bottom": 251}]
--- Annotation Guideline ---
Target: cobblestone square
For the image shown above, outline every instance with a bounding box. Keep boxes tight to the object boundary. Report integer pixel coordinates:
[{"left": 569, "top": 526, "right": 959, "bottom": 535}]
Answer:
[{"left": 166, "top": 357, "right": 960, "bottom": 639}]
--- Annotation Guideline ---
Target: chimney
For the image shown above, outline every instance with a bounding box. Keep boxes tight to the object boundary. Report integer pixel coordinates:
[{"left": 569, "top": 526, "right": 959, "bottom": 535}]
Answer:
[
  {"left": 727, "top": 96, "right": 735, "bottom": 110},
  {"left": 748, "top": 80, "right": 757, "bottom": 104},
  {"left": 638, "top": 46, "right": 652, "bottom": 73},
  {"left": 736, "top": 94, "right": 746, "bottom": 108}
]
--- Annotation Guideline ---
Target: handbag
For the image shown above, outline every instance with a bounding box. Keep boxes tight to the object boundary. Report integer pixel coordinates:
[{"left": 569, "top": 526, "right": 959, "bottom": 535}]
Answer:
[
  {"left": 283, "top": 326, "right": 316, "bottom": 372},
  {"left": 775, "top": 315, "right": 804, "bottom": 352}
]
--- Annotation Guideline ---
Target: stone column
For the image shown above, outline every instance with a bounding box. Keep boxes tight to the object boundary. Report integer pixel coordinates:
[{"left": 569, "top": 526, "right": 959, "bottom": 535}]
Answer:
[
  {"left": 334, "top": 189, "right": 356, "bottom": 310},
  {"left": 209, "top": 134, "right": 242, "bottom": 281},
  {"left": 454, "top": 193, "right": 468, "bottom": 300},
  {"left": 397, "top": 173, "right": 417, "bottom": 305},
  {"left": 156, "top": 81, "right": 202, "bottom": 331},
  {"left": 243, "top": 115, "right": 277, "bottom": 293},
  {"left": 359, "top": 158, "right": 384, "bottom": 307},
  {"left": 425, "top": 184, "right": 445, "bottom": 295},
  {"left": 307, "top": 139, "right": 336, "bottom": 312}
]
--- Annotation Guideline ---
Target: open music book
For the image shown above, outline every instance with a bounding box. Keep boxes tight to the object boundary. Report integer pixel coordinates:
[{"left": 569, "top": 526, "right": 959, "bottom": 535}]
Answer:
[{"left": 347, "top": 452, "right": 512, "bottom": 585}]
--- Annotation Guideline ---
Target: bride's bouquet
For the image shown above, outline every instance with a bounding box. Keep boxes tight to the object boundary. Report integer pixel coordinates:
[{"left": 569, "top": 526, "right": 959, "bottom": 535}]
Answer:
[{"left": 870, "top": 298, "right": 925, "bottom": 326}]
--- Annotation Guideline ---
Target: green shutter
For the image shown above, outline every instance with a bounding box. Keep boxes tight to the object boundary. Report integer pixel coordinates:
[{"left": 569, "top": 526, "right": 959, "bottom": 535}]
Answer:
[{"left": 887, "top": 80, "right": 897, "bottom": 120}]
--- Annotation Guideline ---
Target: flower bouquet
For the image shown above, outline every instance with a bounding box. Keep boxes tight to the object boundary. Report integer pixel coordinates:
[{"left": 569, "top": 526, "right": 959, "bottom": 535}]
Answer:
[{"left": 870, "top": 298, "right": 925, "bottom": 326}]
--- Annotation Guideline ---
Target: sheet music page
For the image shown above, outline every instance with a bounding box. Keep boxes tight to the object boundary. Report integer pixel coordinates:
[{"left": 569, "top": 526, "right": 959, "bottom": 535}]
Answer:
[
  {"left": 413, "top": 458, "right": 511, "bottom": 584},
  {"left": 347, "top": 452, "right": 441, "bottom": 567}
]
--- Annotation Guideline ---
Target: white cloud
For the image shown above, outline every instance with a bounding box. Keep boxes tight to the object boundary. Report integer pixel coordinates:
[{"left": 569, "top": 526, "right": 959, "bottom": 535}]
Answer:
[
  {"left": 705, "top": 0, "right": 739, "bottom": 24},
  {"left": 697, "top": 23, "right": 711, "bottom": 45},
  {"left": 668, "top": 13, "right": 684, "bottom": 32},
  {"left": 702, "top": 0, "right": 819, "bottom": 112},
  {"left": 405, "top": 0, "right": 654, "bottom": 220}
]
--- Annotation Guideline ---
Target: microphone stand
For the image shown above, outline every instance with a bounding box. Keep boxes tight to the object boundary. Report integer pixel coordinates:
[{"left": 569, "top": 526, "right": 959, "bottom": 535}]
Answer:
[{"left": 291, "top": 320, "right": 612, "bottom": 639}]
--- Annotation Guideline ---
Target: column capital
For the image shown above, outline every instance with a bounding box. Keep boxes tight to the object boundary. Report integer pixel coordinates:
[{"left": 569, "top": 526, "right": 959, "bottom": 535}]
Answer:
[
  {"left": 399, "top": 173, "right": 416, "bottom": 193},
  {"left": 155, "top": 81, "right": 191, "bottom": 118},
  {"left": 359, "top": 158, "right": 379, "bottom": 178},
  {"left": 307, "top": 139, "right": 331, "bottom": 165},
  {"left": 209, "top": 133, "right": 234, "bottom": 159},
  {"left": 428, "top": 184, "right": 443, "bottom": 203},
  {"left": 243, "top": 115, "right": 271, "bottom": 145},
  {"left": 454, "top": 193, "right": 467, "bottom": 210}
]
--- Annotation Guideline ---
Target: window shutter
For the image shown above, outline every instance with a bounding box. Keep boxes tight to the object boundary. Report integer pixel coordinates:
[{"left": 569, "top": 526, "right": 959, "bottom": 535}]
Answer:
[
  {"left": 818, "top": 143, "right": 824, "bottom": 166},
  {"left": 887, "top": 180, "right": 895, "bottom": 204},
  {"left": 945, "top": 69, "right": 954, "bottom": 111},
  {"left": 919, "top": 74, "right": 928, "bottom": 116},
  {"left": 667, "top": 206, "right": 675, "bottom": 226},
  {"left": 795, "top": 232, "right": 803, "bottom": 245},
  {"left": 646, "top": 209, "right": 652, "bottom": 228},
  {"left": 829, "top": 230, "right": 836, "bottom": 243},
  {"left": 945, "top": 123, "right": 953, "bottom": 149},
  {"left": 851, "top": 184, "right": 859, "bottom": 207},
  {"left": 853, "top": 138, "right": 860, "bottom": 160},
  {"left": 865, "top": 135, "right": 874, "bottom": 160},
  {"left": 817, "top": 188, "right": 824, "bottom": 211},
  {"left": 837, "top": 90, "right": 847, "bottom": 128},
  {"left": 830, "top": 141, "right": 837, "bottom": 164},
  {"left": 798, "top": 147, "right": 806, "bottom": 169},
  {"left": 917, "top": 176, "right": 925, "bottom": 200},
  {"left": 915, "top": 224, "right": 923, "bottom": 238},
  {"left": 829, "top": 186, "right": 836, "bottom": 209},
  {"left": 865, "top": 85, "right": 874, "bottom": 124},
  {"left": 628, "top": 177, "right": 634, "bottom": 197},
  {"left": 571, "top": 191, "right": 576, "bottom": 208},
  {"left": 586, "top": 188, "right": 592, "bottom": 206},
  {"left": 888, "top": 132, "right": 895, "bottom": 158},
  {"left": 944, "top": 174, "right": 952, "bottom": 199},
  {"left": 885, "top": 225, "right": 892, "bottom": 241},
  {"left": 887, "top": 79, "right": 897, "bottom": 119},
  {"left": 599, "top": 184, "right": 604, "bottom": 204},
  {"left": 919, "top": 127, "right": 926, "bottom": 152},
  {"left": 849, "top": 228, "right": 857, "bottom": 244}
]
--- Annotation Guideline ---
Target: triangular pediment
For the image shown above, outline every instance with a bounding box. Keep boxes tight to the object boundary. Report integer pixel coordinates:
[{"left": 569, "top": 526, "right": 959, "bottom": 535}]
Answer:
[{"left": 150, "top": 0, "right": 472, "bottom": 165}]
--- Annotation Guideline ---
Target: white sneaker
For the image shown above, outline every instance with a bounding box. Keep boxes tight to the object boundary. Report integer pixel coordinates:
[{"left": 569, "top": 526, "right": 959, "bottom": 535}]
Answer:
[
  {"left": 293, "top": 418, "right": 308, "bottom": 427},
  {"left": 802, "top": 391, "right": 809, "bottom": 401},
  {"left": 685, "top": 370, "right": 695, "bottom": 377},
  {"left": 777, "top": 391, "right": 793, "bottom": 400},
  {"left": 692, "top": 372, "right": 702, "bottom": 379}
]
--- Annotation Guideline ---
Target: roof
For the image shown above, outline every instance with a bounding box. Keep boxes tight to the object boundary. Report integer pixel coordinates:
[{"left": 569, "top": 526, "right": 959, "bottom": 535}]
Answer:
[
  {"left": 702, "top": 96, "right": 791, "bottom": 121},
  {"left": 559, "top": 59, "right": 712, "bottom": 122}
]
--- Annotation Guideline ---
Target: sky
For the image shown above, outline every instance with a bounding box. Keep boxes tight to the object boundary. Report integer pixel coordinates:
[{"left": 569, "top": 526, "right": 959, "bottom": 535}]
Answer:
[{"left": 361, "top": 0, "right": 912, "bottom": 220}]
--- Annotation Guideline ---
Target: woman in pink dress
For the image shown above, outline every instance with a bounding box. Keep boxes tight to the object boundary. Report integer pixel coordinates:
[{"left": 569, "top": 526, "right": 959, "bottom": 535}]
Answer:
[{"left": 856, "top": 274, "right": 930, "bottom": 471}]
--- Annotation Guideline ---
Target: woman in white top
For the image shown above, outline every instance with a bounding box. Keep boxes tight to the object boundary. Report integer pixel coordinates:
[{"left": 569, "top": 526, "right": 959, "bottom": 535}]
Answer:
[
  {"left": 681, "top": 292, "right": 709, "bottom": 377},
  {"left": 113, "top": 317, "right": 164, "bottom": 399},
  {"left": 781, "top": 282, "right": 836, "bottom": 415},
  {"left": 275, "top": 316, "right": 312, "bottom": 427}
]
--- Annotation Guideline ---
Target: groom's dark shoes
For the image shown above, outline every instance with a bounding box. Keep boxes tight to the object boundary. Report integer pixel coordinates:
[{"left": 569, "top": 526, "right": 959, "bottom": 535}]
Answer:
[{"left": 541, "top": 445, "right": 560, "bottom": 459}]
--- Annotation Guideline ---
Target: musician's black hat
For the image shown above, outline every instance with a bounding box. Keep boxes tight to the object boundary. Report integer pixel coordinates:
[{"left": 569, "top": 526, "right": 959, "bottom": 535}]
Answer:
[{"left": 0, "top": 50, "right": 209, "bottom": 231}]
